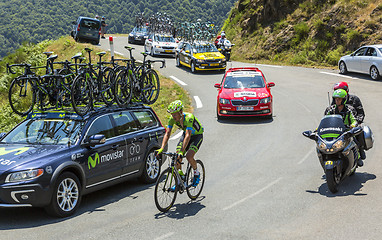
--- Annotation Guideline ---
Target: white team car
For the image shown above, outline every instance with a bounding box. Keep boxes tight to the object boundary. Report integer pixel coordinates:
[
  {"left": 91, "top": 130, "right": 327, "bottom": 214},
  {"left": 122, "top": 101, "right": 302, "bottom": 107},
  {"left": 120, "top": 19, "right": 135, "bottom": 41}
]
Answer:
[{"left": 144, "top": 33, "right": 177, "bottom": 57}]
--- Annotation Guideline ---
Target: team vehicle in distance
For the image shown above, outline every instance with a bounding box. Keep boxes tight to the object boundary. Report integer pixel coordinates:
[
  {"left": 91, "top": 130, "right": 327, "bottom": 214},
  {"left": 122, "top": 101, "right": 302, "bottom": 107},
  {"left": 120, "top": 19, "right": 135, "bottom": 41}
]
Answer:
[
  {"left": 144, "top": 33, "right": 177, "bottom": 57},
  {"left": 71, "top": 16, "right": 101, "bottom": 45},
  {"left": 176, "top": 41, "right": 226, "bottom": 73},
  {"left": 0, "top": 105, "right": 167, "bottom": 217},
  {"left": 338, "top": 44, "right": 382, "bottom": 80},
  {"left": 214, "top": 67, "right": 275, "bottom": 119},
  {"left": 128, "top": 26, "right": 150, "bottom": 45}
]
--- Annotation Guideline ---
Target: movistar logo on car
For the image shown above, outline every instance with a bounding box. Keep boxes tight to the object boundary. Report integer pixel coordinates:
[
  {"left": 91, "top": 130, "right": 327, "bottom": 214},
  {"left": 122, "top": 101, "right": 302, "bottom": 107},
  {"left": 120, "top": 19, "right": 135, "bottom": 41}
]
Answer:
[
  {"left": 88, "top": 150, "right": 124, "bottom": 169},
  {"left": 319, "top": 127, "right": 343, "bottom": 133},
  {"left": 0, "top": 147, "right": 30, "bottom": 156}
]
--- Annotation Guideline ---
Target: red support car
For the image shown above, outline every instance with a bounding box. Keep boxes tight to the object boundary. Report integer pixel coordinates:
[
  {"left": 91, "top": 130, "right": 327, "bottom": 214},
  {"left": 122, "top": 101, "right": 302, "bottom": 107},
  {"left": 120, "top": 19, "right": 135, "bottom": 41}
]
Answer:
[{"left": 214, "top": 67, "right": 275, "bottom": 120}]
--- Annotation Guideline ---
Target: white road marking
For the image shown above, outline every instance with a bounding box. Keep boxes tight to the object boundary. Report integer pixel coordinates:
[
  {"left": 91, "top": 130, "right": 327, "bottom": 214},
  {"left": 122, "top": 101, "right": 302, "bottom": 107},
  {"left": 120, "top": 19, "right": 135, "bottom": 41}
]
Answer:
[
  {"left": 114, "top": 51, "right": 124, "bottom": 56},
  {"left": 170, "top": 76, "right": 187, "bottom": 86},
  {"left": 154, "top": 232, "right": 175, "bottom": 240},
  {"left": 170, "top": 131, "right": 183, "bottom": 140},
  {"left": 320, "top": 71, "right": 356, "bottom": 79},
  {"left": 194, "top": 96, "right": 203, "bottom": 108},
  {"left": 223, "top": 177, "right": 282, "bottom": 211},
  {"left": 255, "top": 64, "right": 283, "bottom": 68},
  {"left": 298, "top": 147, "right": 316, "bottom": 165}
]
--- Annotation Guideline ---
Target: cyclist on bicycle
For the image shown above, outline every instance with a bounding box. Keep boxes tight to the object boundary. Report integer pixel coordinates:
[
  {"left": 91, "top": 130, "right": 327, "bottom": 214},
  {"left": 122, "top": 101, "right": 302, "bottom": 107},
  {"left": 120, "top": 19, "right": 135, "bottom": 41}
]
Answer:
[{"left": 156, "top": 100, "right": 204, "bottom": 186}]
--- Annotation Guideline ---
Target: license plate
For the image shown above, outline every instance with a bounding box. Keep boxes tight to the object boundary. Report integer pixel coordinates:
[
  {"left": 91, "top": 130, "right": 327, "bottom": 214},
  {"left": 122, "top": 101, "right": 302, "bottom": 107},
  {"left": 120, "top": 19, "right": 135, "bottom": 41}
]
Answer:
[
  {"left": 237, "top": 106, "right": 253, "bottom": 111},
  {"left": 210, "top": 63, "right": 219, "bottom": 66},
  {"left": 165, "top": 50, "right": 173, "bottom": 53}
]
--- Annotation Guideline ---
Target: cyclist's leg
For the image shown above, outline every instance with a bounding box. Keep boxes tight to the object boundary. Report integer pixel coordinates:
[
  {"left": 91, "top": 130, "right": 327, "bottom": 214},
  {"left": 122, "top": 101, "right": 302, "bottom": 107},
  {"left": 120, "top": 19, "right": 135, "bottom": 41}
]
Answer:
[{"left": 185, "top": 134, "right": 203, "bottom": 186}]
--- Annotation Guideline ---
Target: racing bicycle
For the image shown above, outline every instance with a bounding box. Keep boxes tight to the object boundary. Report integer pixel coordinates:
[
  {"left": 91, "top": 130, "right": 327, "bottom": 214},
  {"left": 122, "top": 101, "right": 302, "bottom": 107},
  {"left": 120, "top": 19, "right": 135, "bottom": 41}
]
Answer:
[{"left": 154, "top": 152, "right": 205, "bottom": 212}]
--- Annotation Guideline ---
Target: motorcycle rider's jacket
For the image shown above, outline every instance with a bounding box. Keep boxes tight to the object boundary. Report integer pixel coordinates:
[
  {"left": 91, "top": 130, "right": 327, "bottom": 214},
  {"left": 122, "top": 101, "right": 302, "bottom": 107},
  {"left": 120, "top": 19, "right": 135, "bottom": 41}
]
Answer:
[
  {"left": 324, "top": 104, "right": 357, "bottom": 129},
  {"left": 331, "top": 94, "right": 365, "bottom": 123}
]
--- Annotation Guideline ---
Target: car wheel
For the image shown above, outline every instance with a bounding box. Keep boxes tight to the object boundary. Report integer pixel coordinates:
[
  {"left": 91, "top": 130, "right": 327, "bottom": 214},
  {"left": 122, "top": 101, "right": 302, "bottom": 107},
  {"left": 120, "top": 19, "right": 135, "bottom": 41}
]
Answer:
[
  {"left": 139, "top": 149, "right": 161, "bottom": 183},
  {"left": 191, "top": 61, "right": 196, "bottom": 73},
  {"left": 339, "top": 61, "right": 348, "bottom": 74},
  {"left": 45, "top": 172, "right": 82, "bottom": 218},
  {"left": 176, "top": 56, "right": 181, "bottom": 67},
  {"left": 370, "top": 66, "right": 381, "bottom": 80}
]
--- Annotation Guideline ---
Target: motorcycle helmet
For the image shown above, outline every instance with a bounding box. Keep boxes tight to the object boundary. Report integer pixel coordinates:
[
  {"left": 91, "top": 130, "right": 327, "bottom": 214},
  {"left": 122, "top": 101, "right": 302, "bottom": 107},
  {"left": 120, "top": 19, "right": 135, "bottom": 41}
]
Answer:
[
  {"left": 333, "top": 89, "right": 347, "bottom": 106},
  {"left": 221, "top": 32, "right": 226, "bottom": 38},
  {"left": 167, "top": 100, "right": 183, "bottom": 113},
  {"left": 333, "top": 81, "right": 349, "bottom": 93}
]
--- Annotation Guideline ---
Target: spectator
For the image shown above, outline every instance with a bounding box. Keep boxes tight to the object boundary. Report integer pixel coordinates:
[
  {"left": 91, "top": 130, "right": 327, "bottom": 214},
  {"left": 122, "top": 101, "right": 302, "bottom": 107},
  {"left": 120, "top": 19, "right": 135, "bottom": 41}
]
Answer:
[{"left": 101, "top": 16, "right": 108, "bottom": 39}]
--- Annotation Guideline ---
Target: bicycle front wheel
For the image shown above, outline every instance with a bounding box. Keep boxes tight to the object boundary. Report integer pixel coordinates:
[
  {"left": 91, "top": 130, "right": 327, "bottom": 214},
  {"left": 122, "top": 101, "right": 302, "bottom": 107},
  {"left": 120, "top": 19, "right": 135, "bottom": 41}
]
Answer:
[
  {"left": 141, "top": 69, "right": 160, "bottom": 105},
  {"left": 186, "top": 160, "right": 205, "bottom": 200},
  {"left": 8, "top": 77, "right": 35, "bottom": 116},
  {"left": 113, "top": 70, "right": 132, "bottom": 107},
  {"left": 154, "top": 168, "right": 178, "bottom": 212},
  {"left": 71, "top": 75, "right": 92, "bottom": 116}
]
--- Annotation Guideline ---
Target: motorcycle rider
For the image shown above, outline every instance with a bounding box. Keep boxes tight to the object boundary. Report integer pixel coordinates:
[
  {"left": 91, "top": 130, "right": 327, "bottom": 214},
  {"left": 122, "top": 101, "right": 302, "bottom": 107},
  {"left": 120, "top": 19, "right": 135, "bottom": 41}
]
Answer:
[
  {"left": 217, "top": 32, "right": 227, "bottom": 48},
  {"left": 325, "top": 89, "right": 364, "bottom": 166},
  {"left": 331, "top": 82, "right": 367, "bottom": 163}
]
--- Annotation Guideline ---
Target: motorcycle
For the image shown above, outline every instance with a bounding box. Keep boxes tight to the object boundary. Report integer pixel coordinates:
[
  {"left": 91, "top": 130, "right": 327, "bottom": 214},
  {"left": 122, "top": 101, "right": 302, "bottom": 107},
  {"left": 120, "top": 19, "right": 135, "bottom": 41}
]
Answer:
[
  {"left": 303, "top": 115, "right": 373, "bottom": 193},
  {"left": 217, "top": 39, "right": 234, "bottom": 61}
]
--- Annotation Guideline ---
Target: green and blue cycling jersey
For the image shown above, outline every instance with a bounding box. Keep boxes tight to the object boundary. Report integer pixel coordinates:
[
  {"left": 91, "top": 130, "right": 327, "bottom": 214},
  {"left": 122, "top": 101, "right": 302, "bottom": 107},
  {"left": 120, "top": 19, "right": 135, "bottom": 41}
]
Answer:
[{"left": 168, "top": 112, "right": 204, "bottom": 135}]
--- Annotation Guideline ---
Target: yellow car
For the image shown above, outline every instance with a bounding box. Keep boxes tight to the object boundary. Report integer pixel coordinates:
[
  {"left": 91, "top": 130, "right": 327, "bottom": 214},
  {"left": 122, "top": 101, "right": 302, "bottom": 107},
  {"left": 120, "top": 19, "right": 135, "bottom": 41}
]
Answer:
[{"left": 175, "top": 41, "right": 226, "bottom": 73}]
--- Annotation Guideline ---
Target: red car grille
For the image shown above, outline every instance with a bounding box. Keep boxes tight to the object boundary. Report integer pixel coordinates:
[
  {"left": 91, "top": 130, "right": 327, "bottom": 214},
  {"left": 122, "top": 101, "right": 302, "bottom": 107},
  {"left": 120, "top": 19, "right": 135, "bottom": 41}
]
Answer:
[{"left": 231, "top": 99, "right": 259, "bottom": 106}]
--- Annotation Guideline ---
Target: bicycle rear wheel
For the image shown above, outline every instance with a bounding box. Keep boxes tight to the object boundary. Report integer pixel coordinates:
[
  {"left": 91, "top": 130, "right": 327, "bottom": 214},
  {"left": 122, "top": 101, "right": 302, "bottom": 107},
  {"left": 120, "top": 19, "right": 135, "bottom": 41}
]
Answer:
[
  {"left": 141, "top": 69, "right": 160, "bottom": 105},
  {"left": 154, "top": 168, "right": 178, "bottom": 212},
  {"left": 114, "top": 70, "right": 132, "bottom": 107},
  {"left": 71, "top": 75, "right": 92, "bottom": 116},
  {"left": 8, "top": 77, "right": 35, "bottom": 116},
  {"left": 99, "top": 67, "right": 115, "bottom": 106},
  {"left": 186, "top": 160, "right": 205, "bottom": 200}
]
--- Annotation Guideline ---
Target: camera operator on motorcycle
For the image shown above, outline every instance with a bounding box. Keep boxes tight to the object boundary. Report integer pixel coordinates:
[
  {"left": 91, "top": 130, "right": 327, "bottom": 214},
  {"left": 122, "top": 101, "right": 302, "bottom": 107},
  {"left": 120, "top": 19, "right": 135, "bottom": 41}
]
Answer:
[{"left": 324, "top": 89, "right": 364, "bottom": 167}]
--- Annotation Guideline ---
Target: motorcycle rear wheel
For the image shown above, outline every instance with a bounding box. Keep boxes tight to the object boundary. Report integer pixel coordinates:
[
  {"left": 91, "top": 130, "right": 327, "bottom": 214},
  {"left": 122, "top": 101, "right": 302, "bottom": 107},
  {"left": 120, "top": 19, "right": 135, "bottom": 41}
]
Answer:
[{"left": 326, "top": 168, "right": 340, "bottom": 193}]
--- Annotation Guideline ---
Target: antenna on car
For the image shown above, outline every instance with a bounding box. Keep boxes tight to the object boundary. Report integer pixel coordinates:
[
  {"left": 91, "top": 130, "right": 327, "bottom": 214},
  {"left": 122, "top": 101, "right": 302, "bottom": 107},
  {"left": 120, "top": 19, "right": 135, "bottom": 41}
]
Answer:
[{"left": 327, "top": 91, "right": 331, "bottom": 106}]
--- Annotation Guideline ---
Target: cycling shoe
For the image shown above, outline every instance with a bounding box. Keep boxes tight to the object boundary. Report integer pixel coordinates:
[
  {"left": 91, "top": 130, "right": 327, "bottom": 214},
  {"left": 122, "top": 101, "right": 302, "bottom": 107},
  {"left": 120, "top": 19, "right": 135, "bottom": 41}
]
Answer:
[{"left": 192, "top": 174, "right": 200, "bottom": 187}]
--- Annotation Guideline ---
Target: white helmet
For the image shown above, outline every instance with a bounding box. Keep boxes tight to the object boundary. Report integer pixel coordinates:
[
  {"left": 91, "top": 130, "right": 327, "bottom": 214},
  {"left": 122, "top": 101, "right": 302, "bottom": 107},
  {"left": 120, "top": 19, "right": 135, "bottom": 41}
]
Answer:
[{"left": 221, "top": 33, "right": 226, "bottom": 37}]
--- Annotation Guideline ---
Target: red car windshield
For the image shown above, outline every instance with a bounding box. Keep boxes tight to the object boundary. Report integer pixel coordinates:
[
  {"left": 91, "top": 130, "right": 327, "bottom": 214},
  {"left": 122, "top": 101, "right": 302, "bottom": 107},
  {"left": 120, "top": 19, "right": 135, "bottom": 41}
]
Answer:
[{"left": 223, "top": 75, "right": 265, "bottom": 89}]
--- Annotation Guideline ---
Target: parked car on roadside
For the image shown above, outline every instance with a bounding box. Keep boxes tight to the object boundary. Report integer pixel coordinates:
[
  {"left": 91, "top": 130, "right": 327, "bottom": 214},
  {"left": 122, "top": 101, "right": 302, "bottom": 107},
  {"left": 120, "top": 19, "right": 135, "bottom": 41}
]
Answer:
[
  {"left": 71, "top": 16, "right": 101, "bottom": 45},
  {"left": 338, "top": 44, "right": 382, "bottom": 80},
  {"left": 0, "top": 105, "right": 167, "bottom": 217}
]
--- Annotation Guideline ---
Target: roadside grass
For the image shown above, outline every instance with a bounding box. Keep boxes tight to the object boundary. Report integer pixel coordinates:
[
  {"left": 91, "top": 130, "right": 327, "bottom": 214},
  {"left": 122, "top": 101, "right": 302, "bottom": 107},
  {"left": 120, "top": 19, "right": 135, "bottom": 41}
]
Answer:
[{"left": 0, "top": 35, "right": 191, "bottom": 132}]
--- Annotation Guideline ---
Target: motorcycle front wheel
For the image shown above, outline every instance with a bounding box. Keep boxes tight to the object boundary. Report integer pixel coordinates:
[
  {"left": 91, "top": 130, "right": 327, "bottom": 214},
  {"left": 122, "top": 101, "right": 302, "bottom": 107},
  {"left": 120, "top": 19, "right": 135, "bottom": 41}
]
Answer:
[{"left": 326, "top": 167, "right": 340, "bottom": 193}]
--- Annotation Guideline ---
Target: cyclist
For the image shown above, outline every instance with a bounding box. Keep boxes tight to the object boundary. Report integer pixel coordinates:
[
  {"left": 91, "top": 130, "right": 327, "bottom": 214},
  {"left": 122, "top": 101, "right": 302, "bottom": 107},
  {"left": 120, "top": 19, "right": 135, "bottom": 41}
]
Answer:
[
  {"left": 156, "top": 100, "right": 204, "bottom": 186},
  {"left": 325, "top": 89, "right": 364, "bottom": 166},
  {"left": 331, "top": 82, "right": 367, "bottom": 162}
]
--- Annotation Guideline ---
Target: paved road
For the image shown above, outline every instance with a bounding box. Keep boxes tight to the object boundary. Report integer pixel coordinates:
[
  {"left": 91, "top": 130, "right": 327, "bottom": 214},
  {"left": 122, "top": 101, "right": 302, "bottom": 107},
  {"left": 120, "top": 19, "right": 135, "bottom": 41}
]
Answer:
[{"left": 1, "top": 37, "right": 381, "bottom": 240}]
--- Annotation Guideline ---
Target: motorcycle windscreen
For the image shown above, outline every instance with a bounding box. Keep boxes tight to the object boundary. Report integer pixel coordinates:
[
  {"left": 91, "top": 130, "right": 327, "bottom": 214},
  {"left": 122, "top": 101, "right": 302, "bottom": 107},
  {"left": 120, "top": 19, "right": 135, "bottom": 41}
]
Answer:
[{"left": 317, "top": 115, "right": 346, "bottom": 139}]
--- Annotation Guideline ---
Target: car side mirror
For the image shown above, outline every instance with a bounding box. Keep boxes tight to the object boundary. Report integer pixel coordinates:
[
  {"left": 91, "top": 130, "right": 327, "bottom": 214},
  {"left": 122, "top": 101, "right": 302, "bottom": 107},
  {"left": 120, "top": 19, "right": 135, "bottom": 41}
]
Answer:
[
  {"left": 214, "top": 83, "right": 221, "bottom": 88},
  {"left": 267, "top": 82, "right": 275, "bottom": 88},
  {"left": 83, "top": 134, "right": 106, "bottom": 147},
  {"left": 185, "top": 50, "right": 190, "bottom": 54},
  {"left": 148, "top": 39, "right": 152, "bottom": 42}
]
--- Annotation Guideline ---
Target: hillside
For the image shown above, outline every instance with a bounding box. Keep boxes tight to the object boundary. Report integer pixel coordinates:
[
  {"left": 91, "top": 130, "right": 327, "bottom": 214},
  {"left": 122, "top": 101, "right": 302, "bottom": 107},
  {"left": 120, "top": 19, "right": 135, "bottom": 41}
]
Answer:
[
  {"left": 222, "top": 0, "right": 382, "bottom": 66},
  {"left": 0, "top": 0, "right": 236, "bottom": 57}
]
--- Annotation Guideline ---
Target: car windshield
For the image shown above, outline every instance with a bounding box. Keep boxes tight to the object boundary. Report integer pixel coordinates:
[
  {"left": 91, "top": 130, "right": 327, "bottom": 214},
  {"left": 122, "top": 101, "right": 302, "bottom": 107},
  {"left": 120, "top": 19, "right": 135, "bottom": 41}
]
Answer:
[
  {"left": 224, "top": 75, "right": 265, "bottom": 89},
  {"left": 134, "top": 27, "right": 148, "bottom": 33},
  {"left": 378, "top": 47, "right": 382, "bottom": 54},
  {"left": 193, "top": 43, "right": 219, "bottom": 53},
  {"left": 155, "top": 35, "right": 175, "bottom": 42},
  {"left": 1, "top": 119, "right": 84, "bottom": 145}
]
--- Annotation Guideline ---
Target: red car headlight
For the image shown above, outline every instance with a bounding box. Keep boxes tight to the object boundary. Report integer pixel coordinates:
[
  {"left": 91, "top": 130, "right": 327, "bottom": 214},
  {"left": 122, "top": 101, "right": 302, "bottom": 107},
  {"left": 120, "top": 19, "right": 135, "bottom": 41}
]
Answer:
[
  {"left": 219, "top": 98, "right": 230, "bottom": 104},
  {"left": 260, "top": 97, "right": 271, "bottom": 104}
]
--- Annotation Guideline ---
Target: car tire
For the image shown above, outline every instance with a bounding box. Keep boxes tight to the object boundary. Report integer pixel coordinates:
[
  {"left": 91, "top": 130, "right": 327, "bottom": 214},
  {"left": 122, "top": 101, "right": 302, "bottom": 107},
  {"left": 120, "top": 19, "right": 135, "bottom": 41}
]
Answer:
[
  {"left": 339, "top": 61, "right": 348, "bottom": 74},
  {"left": 191, "top": 61, "right": 196, "bottom": 73},
  {"left": 176, "top": 56, "right": 181, "bottom": 67},
  {"left": 370, "top": 65, "right": 381, "bottom": 80},
  {"left": 45, "top": 172, "right": 82, "bottom": 218},
  {"left": 139, "top": 149, "right": 161, "bottom": 183}
]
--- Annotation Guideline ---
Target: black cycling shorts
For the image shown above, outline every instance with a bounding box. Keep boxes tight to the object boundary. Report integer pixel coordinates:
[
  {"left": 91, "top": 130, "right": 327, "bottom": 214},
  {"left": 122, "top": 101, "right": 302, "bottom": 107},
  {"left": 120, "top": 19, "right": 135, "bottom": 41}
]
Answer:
[{"left": 176, "top": 133, "right": 203, "bottom": 154}]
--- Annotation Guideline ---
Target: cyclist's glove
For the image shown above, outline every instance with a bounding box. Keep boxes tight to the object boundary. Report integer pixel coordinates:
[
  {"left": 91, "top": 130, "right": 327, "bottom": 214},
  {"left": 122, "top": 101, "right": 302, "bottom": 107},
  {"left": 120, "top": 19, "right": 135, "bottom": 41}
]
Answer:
[{"left": 155, "top": 148, "right": 163, "bottom": 156}]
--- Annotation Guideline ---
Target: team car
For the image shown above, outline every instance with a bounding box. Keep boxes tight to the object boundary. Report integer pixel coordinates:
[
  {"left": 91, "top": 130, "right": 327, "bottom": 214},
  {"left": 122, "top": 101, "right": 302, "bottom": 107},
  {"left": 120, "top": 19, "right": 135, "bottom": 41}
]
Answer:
[
  {"left": 144, "top": 33, "right": 178, "bottom": 57},
  {"left": 176, "top": 41, "right": 226, "bottom": 73},
  {"left": 128, "top": 26, "right": 150, "bottom": 45},
  {"left": 0, "top": 105, "right": 167, "bottom": 217},
  {"left": 214, "top": 67, "right": 275, "bottom": 119}
]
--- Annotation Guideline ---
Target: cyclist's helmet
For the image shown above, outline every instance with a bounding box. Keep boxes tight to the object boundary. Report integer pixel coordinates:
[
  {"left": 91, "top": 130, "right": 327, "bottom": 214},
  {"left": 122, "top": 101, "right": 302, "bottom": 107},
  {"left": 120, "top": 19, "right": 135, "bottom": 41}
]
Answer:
[
  {"left": 221, "top": 32, "right": 226, "bottom": 38},
  {"left": 333, "top": 89, "right": 347, "bottom": 106},
  {"left": 333, "top": 81, "right": 349, "bottom": 93},
  {"left": 167, "top": 100, "right": 183, "bottom": 113}
]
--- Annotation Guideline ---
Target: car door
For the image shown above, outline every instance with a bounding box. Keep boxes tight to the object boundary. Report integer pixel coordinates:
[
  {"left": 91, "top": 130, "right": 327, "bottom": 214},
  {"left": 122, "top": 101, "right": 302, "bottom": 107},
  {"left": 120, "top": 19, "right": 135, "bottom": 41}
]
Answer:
[
  {"left": 361, "top": 47, "right": 376, "bottom": 73},
  {"left": 110, "top": 111, "right": 141, "bottom": 176},
  {"left": 183, "top": 43, "right": 192, "bottom": 66},
  {"left": 347, "top": 47, "right": 367, "bottom": 72},
  {"left": 83, "top": 114, "right": 125, "bottom": 188}
]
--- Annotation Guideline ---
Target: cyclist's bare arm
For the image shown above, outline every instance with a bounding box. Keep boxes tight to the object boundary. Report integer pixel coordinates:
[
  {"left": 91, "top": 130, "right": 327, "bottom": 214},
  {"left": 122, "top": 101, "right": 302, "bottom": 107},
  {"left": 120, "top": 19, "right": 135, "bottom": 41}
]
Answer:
[{"left": 160, "top": 127, "right": 172, "bottom": 150}]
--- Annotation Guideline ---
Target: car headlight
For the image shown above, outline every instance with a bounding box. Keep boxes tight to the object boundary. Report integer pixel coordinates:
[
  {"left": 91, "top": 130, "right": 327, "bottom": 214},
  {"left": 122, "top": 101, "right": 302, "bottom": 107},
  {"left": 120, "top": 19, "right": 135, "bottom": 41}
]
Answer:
[
  {"left": 196, "top": 59, "right": 205, "bottom": 63},
  {"left": 129, "top": 34, "right": 133, "bottom": 37},
  {"left": 5, "top": 169, "right": 44, "bottom": 183},
  {"left": 222, "top": 58, "right": 226, "bottom": 62},
  {"left": 155, "top": 45, "right": 161, "bottom": 48},
  {"left": 219, "top": 98, "right": 230, "bottom": 104},
  {"left": 260, "top": 97, "right": 271, "bottom": 104},
  {"left": 144, "top": 36, "right": 148, "bottom": 38}
]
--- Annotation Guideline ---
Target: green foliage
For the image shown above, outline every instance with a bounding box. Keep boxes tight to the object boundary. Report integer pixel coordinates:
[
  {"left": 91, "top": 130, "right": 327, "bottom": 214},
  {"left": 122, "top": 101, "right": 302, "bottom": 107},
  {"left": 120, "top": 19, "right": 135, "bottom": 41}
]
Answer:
[
  {"left": 0, "top": 104, "right": 23, "bottom": 132},
  {"left": 292, "top": 22, "right": 309, "bottom": 45},
  {"left": 326, "top": 45, "right": 345, "bottom": 65},
  {"left": 0, "top": 0, "right": 236, "bottom": 57},
  {"left": 345, "top": 29, "right": 361, "bottom": 42}
]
